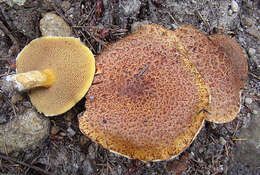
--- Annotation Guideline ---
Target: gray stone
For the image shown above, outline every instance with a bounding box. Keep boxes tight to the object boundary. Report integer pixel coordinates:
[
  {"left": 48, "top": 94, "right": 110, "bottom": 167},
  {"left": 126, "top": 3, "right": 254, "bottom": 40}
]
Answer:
[
  {"left": 0, "top": 0, "right": 26, "bottom": 6},
  {"left": 247, "top": 25, "right": 260, "bottom": 40},
  {"left": 219, "top": 137, "right": 227, "bottom": 145},
  {"left": 0, "top": 109, "right": 50, "bottom": 153},
  {"left": 248, "top": 48, "right": 256, "bottom": 57},
  {"left": 231, "top": 0, "right": 239, "bottom": 13},
  {"left": 234, "top": 115, "right": 260, "bottom": 168},
  {"left": 120, "top": 0, "right": 141, "bottom": 16},
  {"left": 40, "top": 13, "right": 73, "bottom": 37}
]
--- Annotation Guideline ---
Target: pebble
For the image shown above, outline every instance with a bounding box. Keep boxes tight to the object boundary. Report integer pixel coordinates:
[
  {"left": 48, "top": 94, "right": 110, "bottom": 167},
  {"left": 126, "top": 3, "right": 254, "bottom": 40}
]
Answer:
[
  {"left": 120, "top": 0, "right": 141, "bottom": 16},
  {"left": 245, "top": 97, "right": 253, "bottom": 105},
  {"left": 248, "top": 48, "right": 256, "bottom": 57},
  {"left": 40, "top": 13, "right": 73, "bottom": 37},
  {"left": 219, "top": 137, "right": 227, "bottom": 145},
  {"left": 0, "top": 109, "right": 50, "bottom": 153},
  {"left": 231, "top": 0, "right": 239, "bottom": 13},
  {"left": 67, "top": 127, "right": 76, "bottom": 137},
  {"left": 228, "top": 9, "right": 233, "bottom": 16}
]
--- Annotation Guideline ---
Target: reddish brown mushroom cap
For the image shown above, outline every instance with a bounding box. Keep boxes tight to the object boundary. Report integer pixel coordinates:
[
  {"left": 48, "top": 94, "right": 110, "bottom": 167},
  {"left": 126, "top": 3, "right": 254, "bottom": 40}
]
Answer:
[
  {"left": 79, "top": 24, "right": 210, "bottom": 161},
  {"left": 174, "top": 26, "right": 247, "bottom": 123},
  {"left": 208, "top": 34, "right": 248, "bottom": 88}
]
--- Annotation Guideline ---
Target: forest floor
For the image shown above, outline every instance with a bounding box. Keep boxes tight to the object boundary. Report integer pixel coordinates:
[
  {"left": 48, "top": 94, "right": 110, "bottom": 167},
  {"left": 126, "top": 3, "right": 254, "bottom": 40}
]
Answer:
[{"left": 0, "top": 0, "right": 260, "bottom": 175}]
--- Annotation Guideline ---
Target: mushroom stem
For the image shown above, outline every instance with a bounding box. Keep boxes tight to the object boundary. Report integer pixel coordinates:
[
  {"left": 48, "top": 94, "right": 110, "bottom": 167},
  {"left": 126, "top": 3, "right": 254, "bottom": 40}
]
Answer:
[{"left": 5, "top": 69, "right": 55, "bottom": 91}]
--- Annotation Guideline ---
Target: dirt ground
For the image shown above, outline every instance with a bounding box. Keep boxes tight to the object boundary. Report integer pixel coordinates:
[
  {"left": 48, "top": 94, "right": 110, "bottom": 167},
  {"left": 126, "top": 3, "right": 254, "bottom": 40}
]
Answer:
[{"left": 0, "top": 0, "right": 260, "bottom": 175}]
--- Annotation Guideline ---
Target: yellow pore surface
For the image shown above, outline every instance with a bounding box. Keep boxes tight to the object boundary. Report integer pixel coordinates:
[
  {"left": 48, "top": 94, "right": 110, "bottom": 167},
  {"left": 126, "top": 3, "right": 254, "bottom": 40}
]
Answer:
[{"left": 16, "top": 37, "right": 95, "bottom": 116}]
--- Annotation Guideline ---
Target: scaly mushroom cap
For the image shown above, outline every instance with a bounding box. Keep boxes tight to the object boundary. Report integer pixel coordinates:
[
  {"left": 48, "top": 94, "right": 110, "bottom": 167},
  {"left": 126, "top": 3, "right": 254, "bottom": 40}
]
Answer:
[
  {"left": 79, "top": 24, "right": 210, "bottom": 161},
  {"left": 208, "top": 34, "right": 248, "bottom": 88},
  {"left": 16, "top": 37, "right": 95, "bottom": 116},
  {"left": 174, "top": 26, "right": 247, "bottom": 123}
]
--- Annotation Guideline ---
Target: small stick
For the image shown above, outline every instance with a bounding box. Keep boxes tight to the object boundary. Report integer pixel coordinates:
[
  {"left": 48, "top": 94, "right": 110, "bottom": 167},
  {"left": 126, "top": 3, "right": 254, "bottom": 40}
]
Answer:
[
  {"left": 136, "top": 65, "right": 149, "bottom": 78},
  {"left": 249, "top": 72, "right": 260, "bottom": 81},
  {"left": 78, "top": 30, "right": 95, "bottom": 51},
  {"left": 167, "top": 12, "right": 179, "bottom": 26},
  {"left": 232, "top": 121, "right": 240, "bottom": 137},
  {"left": 0, "top": 154, "right": 53, "bottom": 175},
  {"left": 195, "top": 10, "right": 210, "bottom": 29},
  {"left": 232, "top": 138, "right": 247, "bottom": 141}
]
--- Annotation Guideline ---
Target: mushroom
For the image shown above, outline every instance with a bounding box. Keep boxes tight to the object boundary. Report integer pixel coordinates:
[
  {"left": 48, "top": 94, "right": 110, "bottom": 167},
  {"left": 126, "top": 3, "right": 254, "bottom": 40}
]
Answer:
[
  {"left": 174, "top": 26, "right": 248, "bottom": 123},
  {"left": 4, "top": 37, "right": 95, "bottom": 116},
  {"left": 78, "top": 24, "right": 210, "bottom": 161}
]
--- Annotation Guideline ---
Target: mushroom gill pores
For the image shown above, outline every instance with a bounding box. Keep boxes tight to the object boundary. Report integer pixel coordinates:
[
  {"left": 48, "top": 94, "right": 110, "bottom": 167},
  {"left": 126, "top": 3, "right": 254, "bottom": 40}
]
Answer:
[
  {"left": 79, "top": 24, "right": 210, "bottom": 161},
  {"left": 79, "top": 24, "right": 247, "bottom": 161}
]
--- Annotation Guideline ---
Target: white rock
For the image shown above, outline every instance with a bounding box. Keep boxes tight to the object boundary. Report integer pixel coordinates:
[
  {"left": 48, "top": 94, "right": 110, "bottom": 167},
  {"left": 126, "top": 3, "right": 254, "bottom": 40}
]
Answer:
[
  {"left": 231, "top": 0, "right": 239, "bottom": 13},
  {"left": 67, "top": 127, "right": 76, "bottom": 137},
  {"left": 245, "top": 97, "right": 253, "bottom": 105},
  {"left": 40, "top": 13, "right": 73, "bottom": 37},
  {"left": 219, "top": 137, "right": 227, "bottom": 145},
  {"left": 0, "top": 109, "right": 50, "bottom": 153},
  {"left": 248, "top": 48, "right": 256, "bottom": 57}
]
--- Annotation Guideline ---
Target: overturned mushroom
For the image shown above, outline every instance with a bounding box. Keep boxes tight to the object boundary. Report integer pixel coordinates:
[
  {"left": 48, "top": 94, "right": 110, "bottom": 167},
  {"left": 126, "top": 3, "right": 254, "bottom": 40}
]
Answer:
[
  {"left": 79, "top": 24, "right": 210, "bottom": 161},
  {"left": 4, "top": 37, "right": 95, "bottom": 116},
  {"left": 174, "top": 26, "right": 248, "bottom": 123}
]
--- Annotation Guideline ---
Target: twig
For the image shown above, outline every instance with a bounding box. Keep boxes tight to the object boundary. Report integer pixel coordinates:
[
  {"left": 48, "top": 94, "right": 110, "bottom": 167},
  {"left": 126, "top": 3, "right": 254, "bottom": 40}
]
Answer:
[
  {"left": 232, "top": 138, "right": 247, "bottom": 141},
  {"left": 85, "top": 30, "right": 107, "bottom": 46},
  {"left": 167, "top": 12, "right": 179, "bottom": 26},
  {"left": 78, "top": 30, "right": 95, "bottom": 51},
  {"left": 232, "top": 121, "right": 240, "bottom": 137},
  {"left": 195, "top": 10, "right": 210, "bottom": 29},
  {"left": 136, "top": 65, "right": 149, "bottom": 78},
  {"left": 0, "top": 154, "right": 53, "bottom": 175},
  {"left": 249, "top": 72, "right": 260, "bottom": 81},
  {"left": 0, "top": 19, "right": 19, "bottom": 53}
]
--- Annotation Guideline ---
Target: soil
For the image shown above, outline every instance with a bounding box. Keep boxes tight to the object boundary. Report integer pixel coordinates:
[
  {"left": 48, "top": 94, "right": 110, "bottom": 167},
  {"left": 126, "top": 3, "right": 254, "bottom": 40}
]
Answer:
[{"left": 0, "top": 0, "right": 260, "bottom": 175}]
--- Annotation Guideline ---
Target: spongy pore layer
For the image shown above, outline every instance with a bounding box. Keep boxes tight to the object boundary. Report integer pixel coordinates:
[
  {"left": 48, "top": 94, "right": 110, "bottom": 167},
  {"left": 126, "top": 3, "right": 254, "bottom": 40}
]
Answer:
[
  {"left": 79, "top": 25, "right": 210, "bottom": 161},
  {"left": 16, "top": 37, "right": 95, "bottom": 116}
]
